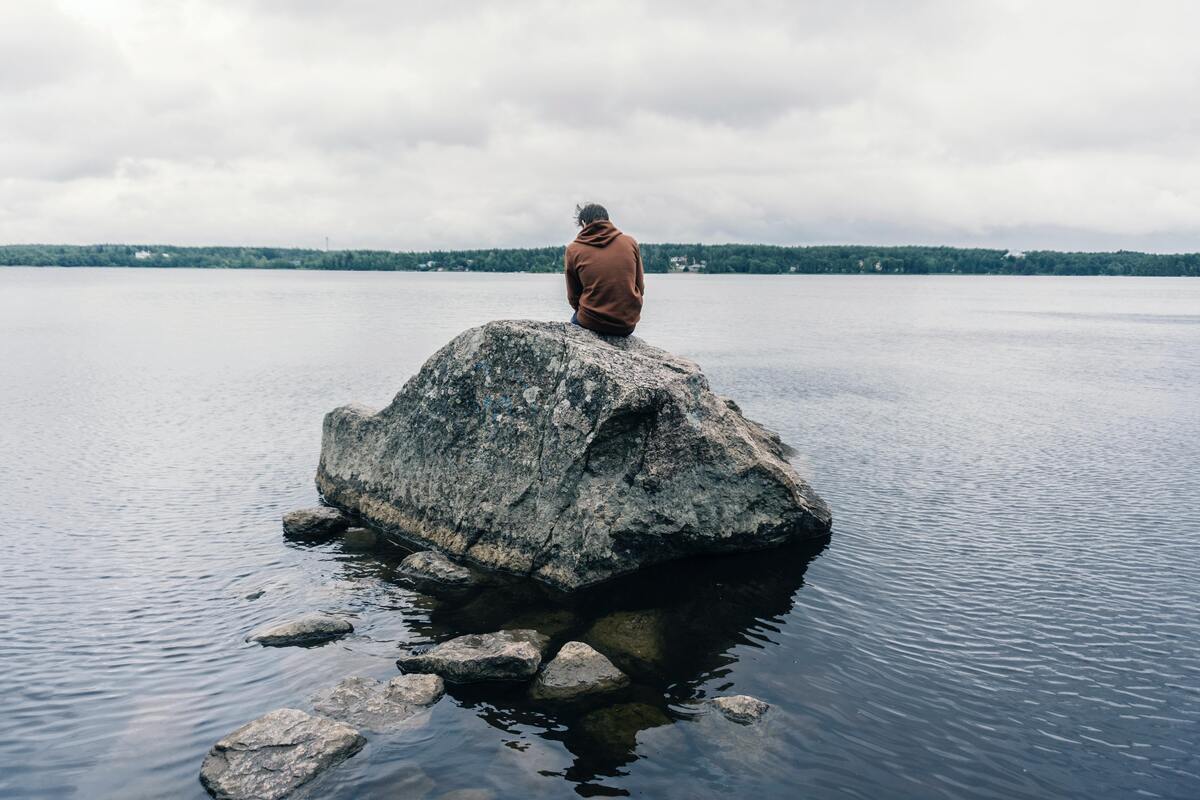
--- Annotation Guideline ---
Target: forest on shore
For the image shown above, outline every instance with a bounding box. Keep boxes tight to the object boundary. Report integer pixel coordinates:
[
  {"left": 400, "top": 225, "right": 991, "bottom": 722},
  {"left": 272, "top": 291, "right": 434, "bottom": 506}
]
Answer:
[{"left": 2, "top": 243, "right": 1197, "bottom": 276}]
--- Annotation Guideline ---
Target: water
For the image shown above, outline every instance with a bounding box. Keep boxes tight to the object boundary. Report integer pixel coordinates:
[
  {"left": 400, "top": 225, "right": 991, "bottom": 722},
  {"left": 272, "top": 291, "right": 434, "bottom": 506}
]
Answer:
[{"left": 1, "top": 268, "right": 1197, "bottom": 799}]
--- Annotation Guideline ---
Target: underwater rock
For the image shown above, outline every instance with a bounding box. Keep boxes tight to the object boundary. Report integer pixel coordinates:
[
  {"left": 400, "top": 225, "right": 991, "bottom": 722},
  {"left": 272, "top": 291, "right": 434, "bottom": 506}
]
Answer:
[
  {"left": 396, "top": 629, "right": 549, "bottom": 683},
  {"left": 341, "top": 526, "right": 378, "bottom": 548},
  {"left": 578, "top": 702, "right": 672, "bottom": 755},
  {"left": 246, "top": 614, "right": 353, "bottom": 647},
  {"left": 583, "top": 609, "right": 669, "bottom": 674},
  {"left": 282, "top": 506, "right": 349, "bottom": 538},
  {"left": 310, "top": 674, "right": 444, "bottom": 731},
  {"left": 708, "top": 694, "right": 770, "bottom": 724},
  {"left": 316, "top": 320, "right": 831, "bottom": 590},
  {"left": 531, "top": 641, "right": 630, "bottom": 701},
  {"left": 398, "top": 550, "right": 479, "bottom": 588},
  {"left": 199, "top": 708, "right": 364, "bottom": 800}
]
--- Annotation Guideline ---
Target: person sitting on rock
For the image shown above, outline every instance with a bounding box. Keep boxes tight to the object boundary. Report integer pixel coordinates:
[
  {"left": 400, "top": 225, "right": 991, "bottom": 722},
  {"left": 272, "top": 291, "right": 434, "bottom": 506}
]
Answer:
[{"left": 565, "top": 203, "right": 645, "bottom": 336}]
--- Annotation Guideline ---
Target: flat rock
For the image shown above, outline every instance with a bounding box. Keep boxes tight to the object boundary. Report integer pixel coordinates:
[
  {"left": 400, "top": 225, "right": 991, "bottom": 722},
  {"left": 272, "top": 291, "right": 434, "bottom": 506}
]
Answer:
[
  {"left": 398, "top": 550, "right": 478, "bottom": 587},
  {"left": 531, "top": 641, "right": 629, "bottom": 700},
  {"left": 709, "top": 694, "right": 770, "bottom": 724},
  {"left": 316, "top": 320, "right": 832, "bottom": 590},
  {"left": 311, "top": 674, "right": 444, "bottom": 731},
  {"left": 282, "top": 506, "right": 349, "bottom": 538},
  {"left": 199, "top": 708, "right": 365, "bottom": 800},
  {"left": 584, "top": 609, "right": 668, "bottom": 674},
  {"left": 396, "top": 629, "right": 549, "bottom": 683},
  {"left": 246, "top": 614, "right": 353, "bottom": 647}
]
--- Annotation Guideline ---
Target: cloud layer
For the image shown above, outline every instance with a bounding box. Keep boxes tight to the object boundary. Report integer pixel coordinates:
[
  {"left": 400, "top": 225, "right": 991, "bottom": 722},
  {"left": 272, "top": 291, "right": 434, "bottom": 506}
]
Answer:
[{"left": 2, "top": 0, "right": 1199, "bottom": 251}]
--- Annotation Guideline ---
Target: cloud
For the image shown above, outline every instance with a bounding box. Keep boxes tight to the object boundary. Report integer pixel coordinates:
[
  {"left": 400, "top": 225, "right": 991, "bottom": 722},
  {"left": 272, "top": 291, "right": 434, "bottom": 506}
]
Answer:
[{"left": 1, "top": 0, "right": 1198, "bottom": 250}]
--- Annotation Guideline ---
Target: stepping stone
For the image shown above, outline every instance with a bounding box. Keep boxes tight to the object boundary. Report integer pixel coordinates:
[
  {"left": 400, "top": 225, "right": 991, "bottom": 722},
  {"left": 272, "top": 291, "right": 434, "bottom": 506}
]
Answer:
[
  {"left": 282, "top": 507, "right": 349, "bottom": 538},
  {"left": 396, "top": 629, "right": 548, "bottom": 683},
  {"left": 531, "top": 641, "right": 629, "bottom": 700}
]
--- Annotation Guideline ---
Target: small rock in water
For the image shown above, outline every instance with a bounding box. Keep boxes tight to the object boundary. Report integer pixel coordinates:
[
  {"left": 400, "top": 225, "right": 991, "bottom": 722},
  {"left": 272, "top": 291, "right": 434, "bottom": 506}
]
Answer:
[
  {"left": 341, "top": 526, "right": 378, "bottom": 548},
  {"left": 282, "top": 506, "right": 349, "bottom": 538},
  {"left": 244, "top": 589, "right": 265, "bottom": 601},
  {"left": 311, "top": 674, "right": 444, "bottom": 731},
  {"left": 246, "top": 613, "right": 353, "bottom": 647},
  {"left": 398, "top": 550, "right": 478, "bottom": 588},
  {"left": 396, "top": 629, "right": 549, "bottom": 683},
  {"left": 584, "top": 609, "right": 669, "bottom": 674},
  {"left": 531, "top": 640, "right": 630, "bottom": 700},
  {"left": 198, "top": 707, "right": 364, "bottom": 800},
  {"left": 708, "top": 694, "right": 770, "bottom": 724}
]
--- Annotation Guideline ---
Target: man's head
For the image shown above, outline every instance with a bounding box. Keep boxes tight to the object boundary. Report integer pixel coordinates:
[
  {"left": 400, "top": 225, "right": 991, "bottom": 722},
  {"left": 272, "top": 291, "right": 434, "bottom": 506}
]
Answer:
[{"left": 574, "top": 203, "right": 609, "bottom": 228}]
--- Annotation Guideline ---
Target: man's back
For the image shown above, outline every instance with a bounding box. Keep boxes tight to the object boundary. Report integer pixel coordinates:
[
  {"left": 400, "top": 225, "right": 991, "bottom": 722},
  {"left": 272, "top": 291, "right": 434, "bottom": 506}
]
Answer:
[{"left": 565, "top": 218, "right": 644, "bottom": 336}]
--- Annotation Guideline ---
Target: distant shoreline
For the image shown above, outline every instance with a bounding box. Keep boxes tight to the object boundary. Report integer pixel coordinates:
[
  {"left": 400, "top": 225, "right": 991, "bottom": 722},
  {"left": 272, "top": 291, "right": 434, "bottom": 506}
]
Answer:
[{"left": 2, "top": 243, "right": 1197, "bottom": 276}]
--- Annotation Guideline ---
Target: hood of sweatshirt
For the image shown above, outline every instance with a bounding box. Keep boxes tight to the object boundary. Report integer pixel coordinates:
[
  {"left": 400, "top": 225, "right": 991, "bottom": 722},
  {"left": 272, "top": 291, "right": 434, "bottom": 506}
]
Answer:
[{"left": 574, "top": 220, "right": 622, "bottom": 248}]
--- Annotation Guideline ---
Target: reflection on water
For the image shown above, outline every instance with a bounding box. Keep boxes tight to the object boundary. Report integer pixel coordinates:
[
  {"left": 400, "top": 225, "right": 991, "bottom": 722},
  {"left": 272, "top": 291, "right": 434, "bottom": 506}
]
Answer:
[{"left": 1, "top": 269, "right": 1198, "bottom": 799}]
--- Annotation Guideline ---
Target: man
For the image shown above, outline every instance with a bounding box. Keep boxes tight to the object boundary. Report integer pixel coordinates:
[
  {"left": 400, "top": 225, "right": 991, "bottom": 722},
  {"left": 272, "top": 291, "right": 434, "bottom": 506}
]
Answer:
[{"left": 565, "top": 203, "right": 644, "bottom": 336}]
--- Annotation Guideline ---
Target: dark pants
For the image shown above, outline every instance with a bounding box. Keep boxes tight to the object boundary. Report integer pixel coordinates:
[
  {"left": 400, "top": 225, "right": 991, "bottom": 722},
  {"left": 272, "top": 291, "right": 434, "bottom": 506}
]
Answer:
[{"left": 570, "top": 311, "right": 580, "bottom": 326}]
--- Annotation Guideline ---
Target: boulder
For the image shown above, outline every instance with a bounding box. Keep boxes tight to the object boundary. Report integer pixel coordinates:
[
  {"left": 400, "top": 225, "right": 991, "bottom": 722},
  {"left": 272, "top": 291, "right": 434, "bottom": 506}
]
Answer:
[
  {"left": 311, "top": 674, "right": 444, "bottom": 731},
  {"left": 316, "top": 320, "right": 831, "bottom": 590},
  {"left": 282, "top": 506, "right": 349, "bottom": 538},
  {"left": 246, "top": 614, "right": 353, "bottom": 647},
  {"left": 398, "top": 550, "right": 478, "bottom": 588},
  {"left": 531, "top": 641, "right": 630, "bottom": 700},
  {"left": 708, "top": 694, "right": 770, "bottom": 724},
  {"left": 199, "top": 708, "right": 364, "bottom": 800},
  {"left": 396, "top": 629, "right": 548, "bottom": 683}
]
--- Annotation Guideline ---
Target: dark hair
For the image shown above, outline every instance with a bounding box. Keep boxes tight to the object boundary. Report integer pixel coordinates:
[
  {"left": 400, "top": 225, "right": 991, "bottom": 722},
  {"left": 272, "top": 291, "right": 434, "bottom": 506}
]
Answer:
[{"left": 574, "top": 203, "right": 609, "bottom": 227}]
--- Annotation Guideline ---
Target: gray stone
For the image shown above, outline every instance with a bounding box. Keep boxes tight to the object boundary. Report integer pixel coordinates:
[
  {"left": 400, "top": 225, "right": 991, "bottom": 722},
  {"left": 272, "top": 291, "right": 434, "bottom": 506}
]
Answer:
[
  {"left": 396, "top": 629, "right": 549, "bottom": 683},
  {"left": 584, "top": 609, "right": 669, "bottom": 674},
  {"left": 316, "top": 320, "right": 831, "bottom": 590},
  {"left": 709, "top": 694, "right": 770, "bottom": 724},
  {"left": 282, "top": 506, "right": 349, "bottom": 538},
  {"left": 199, "top": 708, "right": 365, "bottom": 800},
  {"left": 246, "top": 614, "right": 353, "bottom": 647},
  {"left": 311, "top": 674, "right": 444, "bottom": 731},
  {"left": 398, "top": 550, "right": 478, "bottom": 587},
  {"left": 531, "top": 641, "right": 629, "bottom": 700}
]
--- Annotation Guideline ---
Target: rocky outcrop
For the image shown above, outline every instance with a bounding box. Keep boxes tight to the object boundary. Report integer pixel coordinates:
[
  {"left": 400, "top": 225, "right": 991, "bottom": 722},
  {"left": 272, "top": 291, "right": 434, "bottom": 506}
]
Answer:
[
  {"left": 281, "top": 506, "right": 349, "bottom": 538},
  {"left": 199, "top": 708, "right": 365, "bottom": 800},
  {"left": 708, "top": 694, "right": 770, "bottom": 724},
  {"left": 531, "top": 641, "right": 630, "bottom": 700},
  {"left": 398, "top": 550, "right": 479, "bottom": 589},
  {"left": 246, "top": 614, "right": 353, "bottom": 647},
  {"left": 310, "top": 674, "right": 444, "bottom": 731},
  {"left": 316, "top": 320, "right": 831, "bottom": 590},
  {"left": 396, "top": 629, "right": 549, "bottom": 682}
]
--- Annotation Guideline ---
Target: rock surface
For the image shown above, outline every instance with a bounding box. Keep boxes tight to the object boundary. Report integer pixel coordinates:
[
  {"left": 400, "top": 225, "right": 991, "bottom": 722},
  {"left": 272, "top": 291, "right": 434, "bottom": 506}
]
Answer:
[
  {"left": 311, "top": 674, "right": 444, "bottom": 731},
  {"left": 398, "top": 550, "right": 478, "bottom": 588},
  {"left": 246, "top": 614, "right": 353, "bottom": 647},
  {"left": 531, "top": 641, "right": 630, "bottom": 700},
  {"left": 396, "top": 629, "right": 548, "bottom": 682},
  {"left": 199, "top": 708, "right": 364, "bottom": 800},
  {"left": 584, "top": 609, "right": 669, "bottom": 674},
  {"left": 316, "top": 320, "right": 831, "bottom": 590},
  {"left": 282, "top": 506, "right": 349, "bottom": 538},
  {"left": 709, "top": 694, "right": 770, "bottom": 724}
]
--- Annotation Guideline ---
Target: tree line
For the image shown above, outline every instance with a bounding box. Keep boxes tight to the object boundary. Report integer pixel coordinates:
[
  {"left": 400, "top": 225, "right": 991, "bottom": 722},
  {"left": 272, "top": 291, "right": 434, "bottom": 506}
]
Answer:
[{"left": 1, "top": 243, "right": 1197, "bottom": 276}]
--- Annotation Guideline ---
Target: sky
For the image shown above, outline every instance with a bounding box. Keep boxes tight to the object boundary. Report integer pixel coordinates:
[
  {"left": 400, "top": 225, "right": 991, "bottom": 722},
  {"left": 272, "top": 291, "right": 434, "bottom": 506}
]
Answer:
[{"left": 2, "top": 0, "right": 1199, "bottom": 252}]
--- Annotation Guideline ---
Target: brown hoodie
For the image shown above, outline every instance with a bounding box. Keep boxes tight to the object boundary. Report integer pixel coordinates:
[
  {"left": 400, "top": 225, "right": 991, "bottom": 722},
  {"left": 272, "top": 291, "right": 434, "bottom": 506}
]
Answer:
[{"left": 565, "top": 220, "right": 644, "bottom": 336}]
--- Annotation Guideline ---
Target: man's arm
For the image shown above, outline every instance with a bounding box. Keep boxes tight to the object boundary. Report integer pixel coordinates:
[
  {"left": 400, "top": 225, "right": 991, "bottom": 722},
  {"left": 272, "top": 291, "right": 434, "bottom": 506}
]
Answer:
[
  {"left": 565, "top": 247, "right": 582, "bottom": 310},
  {"left": 634, "top": 243, "right": 645, "bottom": 295}
]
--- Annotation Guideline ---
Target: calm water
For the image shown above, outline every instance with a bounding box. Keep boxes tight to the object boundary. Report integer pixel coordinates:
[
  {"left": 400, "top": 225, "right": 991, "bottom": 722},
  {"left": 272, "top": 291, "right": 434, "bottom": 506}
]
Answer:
[{"left": 1, "top": 269, "right": 1198, "bottom": 800}]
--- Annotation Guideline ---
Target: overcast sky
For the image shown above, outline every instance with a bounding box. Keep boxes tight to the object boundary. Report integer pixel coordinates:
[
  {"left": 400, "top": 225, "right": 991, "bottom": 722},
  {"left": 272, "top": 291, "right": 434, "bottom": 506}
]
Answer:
[{"left": 2, "top": 1, "right": 1199, "bottom": 251}]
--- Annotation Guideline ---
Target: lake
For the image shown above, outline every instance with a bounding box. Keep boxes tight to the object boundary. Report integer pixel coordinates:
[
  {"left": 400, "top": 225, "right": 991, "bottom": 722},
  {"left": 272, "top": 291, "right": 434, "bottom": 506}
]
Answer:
[{"left": 1, "top": 268, "right": 1197, "bottom": 799}]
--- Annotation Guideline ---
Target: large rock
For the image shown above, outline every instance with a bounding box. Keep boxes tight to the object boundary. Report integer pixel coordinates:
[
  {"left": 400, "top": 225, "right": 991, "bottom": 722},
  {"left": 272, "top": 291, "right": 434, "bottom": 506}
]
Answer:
[
  {"left": 531, "top": 641, "right": 630, "bottom": 700},
  {"left": 246, "top": 614, "right": 353, "bottom": 647},
  {"left": 316, "top": 320, "right": 831, "bottom": 590},
  {"left": 199, "top": 708, "right": 365, "bottom": 800},
  {"left": 282, "top": 506, "right": 349, "bottom": 538},
  {"left": 396, "top": 629, "right": 548, "bottom": 682},
  {"left": 311, "top": 674, "right": 444, "bottom": 731}
]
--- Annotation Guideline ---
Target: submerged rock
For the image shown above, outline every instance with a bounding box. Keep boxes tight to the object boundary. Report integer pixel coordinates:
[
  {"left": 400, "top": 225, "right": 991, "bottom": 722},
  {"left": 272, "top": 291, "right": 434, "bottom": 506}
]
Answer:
[
  {"left": 398, "top": 550, "right": 479, "bottom": 588},
  {"left": 396, "top": 629, "right": 548, "bottom": 683},
  {"left": 709, "top": 694, "right": 770, "bottom": 724},
  {"left": 246, "top": 614, "right": 353, "bottom": 647},
  {"left": 311, "top": 674, "right": 444, "bottom": 731},
  {"left": 578, "top": 702, "right": 672, "bottom": 755},
  {"left": 531, "top": 641, "right": 630, "bottom": 700},
  {"left": 282, "top": 507, "right": 349, "bottom": 538},
  {"left": 199, "top": 708, "right": 364, "bottom": 800},
  {"left": 342, "top": 526, "right": 378, "bottom": 548},
  {"left": 316, "top": 320, "right": 831, "bottom": 590},
  {"left": 584, "top": 609, "right": 669, "bottom": 674}
]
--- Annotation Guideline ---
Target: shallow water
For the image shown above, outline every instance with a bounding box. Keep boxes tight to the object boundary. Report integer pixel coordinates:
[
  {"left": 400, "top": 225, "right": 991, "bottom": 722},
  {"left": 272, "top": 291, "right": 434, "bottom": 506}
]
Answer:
[{"left": 1, "top": 268, "right": 1197, "bottom": 799}]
